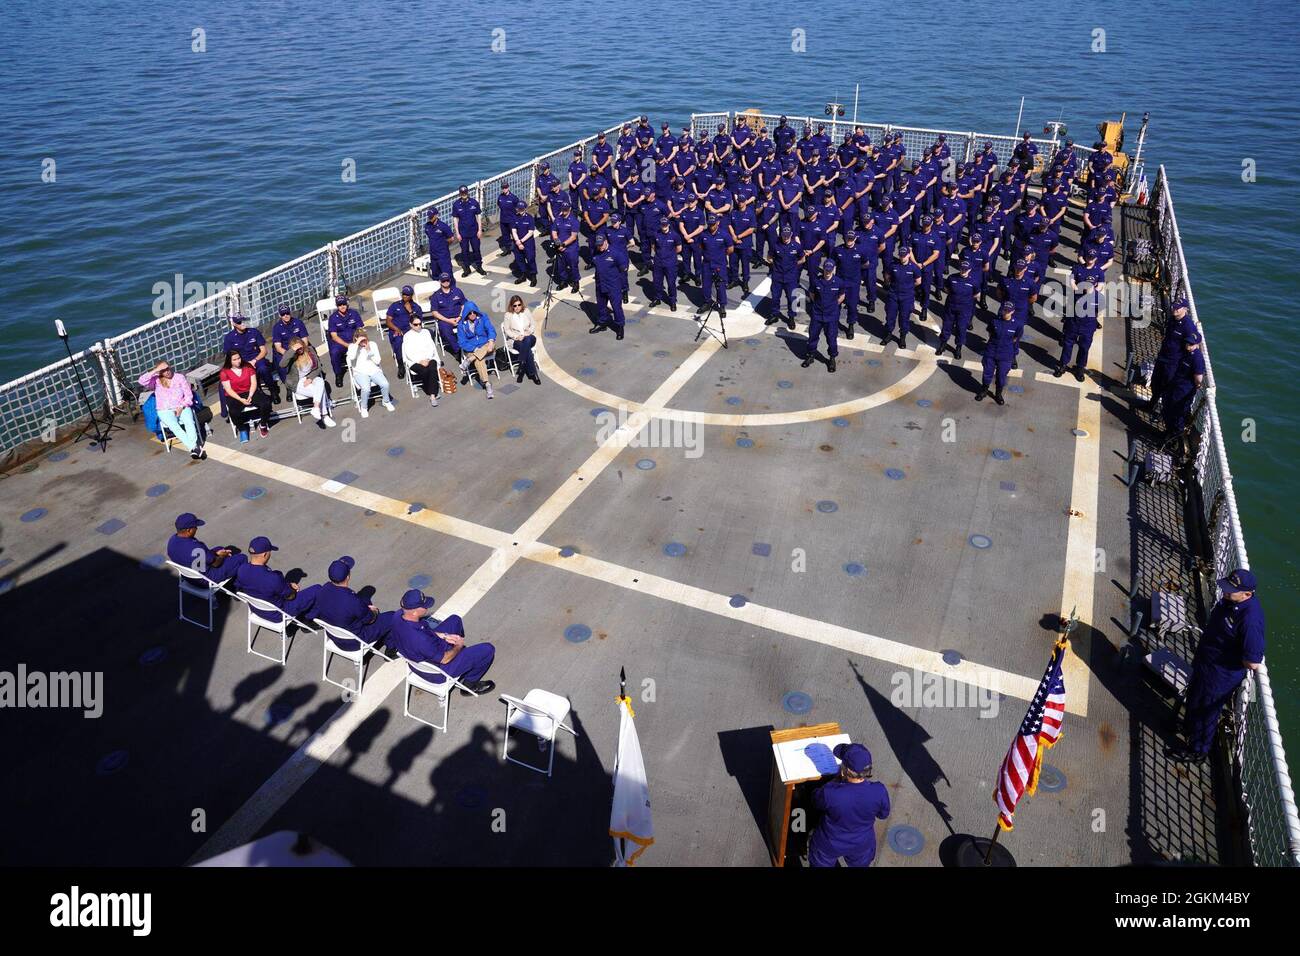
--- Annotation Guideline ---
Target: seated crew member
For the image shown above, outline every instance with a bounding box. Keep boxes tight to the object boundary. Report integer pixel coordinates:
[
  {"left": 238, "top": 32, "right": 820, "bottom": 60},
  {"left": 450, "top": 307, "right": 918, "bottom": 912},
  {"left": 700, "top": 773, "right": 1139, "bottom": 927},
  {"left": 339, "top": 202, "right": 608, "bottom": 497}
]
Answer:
[
  {"left": 234, "top": 535, "right": 321, "bottom": 623},
  {"left": 220, "top": 349, "right": 273, "bottom": 442},
  {"left": 400, "top": 315, "right": 441, "bottom": 408},
  {"left": 279, "top": 336, "right": 336, "bottom": 427},
  {"left": 312, "top": 556, "right": 398, "bottom": 653},
  {"left": 384, "top": 284, "right": 423, "bottom": 379},
  {"left": 271, "top": 305, "right": 310, "bottom": 393},
  {"left": 501, "top": 294, "right": 540, "bottom": 385},
  {"left": 455, "top": 302, "right": 498, "bottom": 398},
  {"left": 390, "top": 589, "right": 496, "bottom": 695},
  {"left": 807, "top": 743, "right": 891, "bottom": 868},
  {"left": 326, "top": 295, "right": 363, "bottom": 389},
  {"left": 1168, "top": 569, "right": 1266, "bottom": 764},
  {"left": 428, "top": 272, "right": 468, "bottom": 365},
  {"left": 138, "top": 359, "right": 205, "bottom": 460},
  {"left": 167, "top": 512, "right": 245, "bottom": 582},
  {"left": 346, "top": 331, "right": 395, "bottom": 418}
]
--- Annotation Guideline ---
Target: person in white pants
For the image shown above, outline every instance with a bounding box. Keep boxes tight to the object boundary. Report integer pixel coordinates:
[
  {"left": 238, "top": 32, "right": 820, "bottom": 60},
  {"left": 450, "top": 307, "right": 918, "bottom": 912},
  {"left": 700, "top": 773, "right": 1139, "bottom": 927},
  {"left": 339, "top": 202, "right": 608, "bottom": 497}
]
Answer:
[
  {"left": 347, "top": 332, "right": 395, "bottom": 418},
  {"left": 279, "top": 337, "right": 336, "bottom": 428}
]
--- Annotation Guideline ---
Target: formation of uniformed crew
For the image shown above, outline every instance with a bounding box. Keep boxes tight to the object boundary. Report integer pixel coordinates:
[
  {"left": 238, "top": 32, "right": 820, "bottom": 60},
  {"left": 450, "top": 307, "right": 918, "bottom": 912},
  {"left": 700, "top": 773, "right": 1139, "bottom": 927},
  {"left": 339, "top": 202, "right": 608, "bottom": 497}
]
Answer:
[{"left": 167, "top": 512, "right": 497, "bottom": 694}]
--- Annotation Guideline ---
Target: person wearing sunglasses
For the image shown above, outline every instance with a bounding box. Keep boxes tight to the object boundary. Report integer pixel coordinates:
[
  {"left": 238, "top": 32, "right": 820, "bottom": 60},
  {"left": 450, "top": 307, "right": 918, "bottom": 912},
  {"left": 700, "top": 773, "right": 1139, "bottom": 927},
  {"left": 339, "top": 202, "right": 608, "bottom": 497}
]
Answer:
[
  {"left": 400, "top": 316, "right": 441, "bottom": 408},
  {"left": 138, "top": 359, "right": 205, "bottom": 460}
]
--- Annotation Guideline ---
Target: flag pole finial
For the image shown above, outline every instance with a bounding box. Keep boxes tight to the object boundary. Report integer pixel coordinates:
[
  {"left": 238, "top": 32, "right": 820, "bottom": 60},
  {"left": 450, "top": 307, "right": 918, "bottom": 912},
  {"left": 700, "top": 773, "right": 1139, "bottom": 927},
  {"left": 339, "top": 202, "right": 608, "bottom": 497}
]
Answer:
[{"left": 619, "top": 666, "right": 626, "bottom": 700}]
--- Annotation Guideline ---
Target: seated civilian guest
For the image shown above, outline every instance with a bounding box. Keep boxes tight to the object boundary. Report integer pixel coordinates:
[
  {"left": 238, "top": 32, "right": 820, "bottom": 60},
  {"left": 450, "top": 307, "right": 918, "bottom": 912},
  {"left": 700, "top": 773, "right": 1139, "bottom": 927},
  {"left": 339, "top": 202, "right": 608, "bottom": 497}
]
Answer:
[
  {"left": 390, "top": 589, "right": 496, "bottom": 695},
  {"left": 312, "top": 556, "right": 398, "bottom": 652},
  {"left": 220, "top": 349, "right": 273, "bottom": 442},
  {"left": 501, "top": 295, "right": 541, "bottom": 386},
  {"left": 400, "top": 316, "right": 441, "bottom": 408},
  {"left": 346, "top": 331, "right": 395, "bottom": 418},
  {"left": 233, "top": 535, "right": 320, "bottom": 622},
  {"left": 455, "top": 302, "right": 497, "bottom": 399},
  {"left": 138, "top": 359, "right": 206, "bottom": 460},
  {"left": 166, "top": 512, "right": 246, "bottom": 582},
  {"left": 279, "top": 336, "right": 336, "bottom": 427}
]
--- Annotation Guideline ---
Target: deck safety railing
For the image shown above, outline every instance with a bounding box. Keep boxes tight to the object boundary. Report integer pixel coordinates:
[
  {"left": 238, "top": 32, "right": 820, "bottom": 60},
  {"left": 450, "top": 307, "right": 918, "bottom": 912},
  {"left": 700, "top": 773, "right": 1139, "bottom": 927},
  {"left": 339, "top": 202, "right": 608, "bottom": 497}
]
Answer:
[{"left": 0, "top": 114, "right": 1294, "bottom": 867}]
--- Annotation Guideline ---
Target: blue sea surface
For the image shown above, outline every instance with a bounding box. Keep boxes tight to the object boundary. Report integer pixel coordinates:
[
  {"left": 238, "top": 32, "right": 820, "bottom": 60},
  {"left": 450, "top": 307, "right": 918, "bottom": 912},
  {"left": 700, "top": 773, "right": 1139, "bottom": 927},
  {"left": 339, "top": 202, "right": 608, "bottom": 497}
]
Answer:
[{"left": 1, "top": 0, "right": 1298, "bottom": 744}]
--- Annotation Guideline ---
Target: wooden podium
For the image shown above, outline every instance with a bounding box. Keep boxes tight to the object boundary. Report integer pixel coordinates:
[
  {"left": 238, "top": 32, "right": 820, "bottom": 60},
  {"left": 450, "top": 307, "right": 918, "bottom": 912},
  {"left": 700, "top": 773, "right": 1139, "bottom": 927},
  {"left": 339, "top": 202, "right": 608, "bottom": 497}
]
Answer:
[{"left": 766, "top": 722, "right": 848, "bottom": 867}]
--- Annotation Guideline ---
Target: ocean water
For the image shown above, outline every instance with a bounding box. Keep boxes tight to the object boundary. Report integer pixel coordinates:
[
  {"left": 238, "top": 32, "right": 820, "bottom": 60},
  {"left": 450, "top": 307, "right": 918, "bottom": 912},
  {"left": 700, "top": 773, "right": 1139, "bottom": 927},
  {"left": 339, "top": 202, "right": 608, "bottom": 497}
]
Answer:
[{"left": 2, "top": 1, "right": 1297, "bottom": 744}]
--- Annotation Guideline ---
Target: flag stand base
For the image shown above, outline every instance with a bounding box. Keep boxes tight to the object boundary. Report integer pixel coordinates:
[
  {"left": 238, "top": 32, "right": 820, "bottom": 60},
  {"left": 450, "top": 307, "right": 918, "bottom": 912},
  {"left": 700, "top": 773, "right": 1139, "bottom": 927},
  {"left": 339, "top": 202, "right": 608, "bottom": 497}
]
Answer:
[{"left": 954, "top": 835, "right": 1016, "bottom": 868}]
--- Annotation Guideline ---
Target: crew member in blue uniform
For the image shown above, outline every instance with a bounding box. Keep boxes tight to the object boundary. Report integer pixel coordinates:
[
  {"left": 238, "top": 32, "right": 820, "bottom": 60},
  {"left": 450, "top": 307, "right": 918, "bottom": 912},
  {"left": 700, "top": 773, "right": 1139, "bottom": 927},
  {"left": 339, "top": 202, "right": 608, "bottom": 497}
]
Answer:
[
  {"left": 384, "top": 285, "right": 423, "bottom": 379},
  {"left": 511, "top": 207, "right": 538, "bottom": 286},
  {"left": 798, "top": 206, "right": 829, "bottom": 288},
  {"left": 423, "top": 209, "right": 456, "bottom": 285},
  {"left": 1161, "top": 332, "right": 1206, "bottom": 436},
  {"left": 833, "top": 230, "right": 865, "bottom": 339},
  {"left": 755, "top": 191, "right": 780, "bottom": 265},
  {"left": 590, "top": 234, "right": 626, "bottom": 340},
  {"left": 858, "top": 211, "right": 883, "bottom": 315},
  {"left": 911, "top": 215, "right": 944, "bottom": 321},
  {"left": 648, "top": 218, "right": 681, "bottom": 311},
  {"left": 222, "top": 314, "right": 276, "bottom": 411},
  {"left": 312, "top": 556, "right": 398, "bottom": 652},
  {"left": 774, "top": 115, "right": 796, "bottom": 157},
  {"left": 976, "top": 301, "right": 1018, "bottom": 405},
  {"left": 452, "top": 185, "right": 485, "bottom": 277},
  {"left": 803, "top": 259, "right": 844, "bottom": 372},
  {"left": 766, "top": 226, "right": 801, "bottom": 329},
  {"left": 428, "top": 274, "right": 467, "bottom": 363},
  {"left": 1148, "top": 298, "right": 1197, "bottom": 409},
  {"left": 550, "top": 201, "right": 581, "bottom": 293},
  {"left": 606, "top": 212, "right": 632, "bottom": 303},
  {"left": 882, "top": 246, "right": 921, "bottom": 349},
  {"left": 936, "top": 258, "right": 978, "bottom": 359},
  {"left": 234, "top": 536, "right": 320, "bottom": 623},
  {"left": 679, "top": 196, "right": 706, "bottom": 285},
  {"left": 1169, "top": 569, "right": 1266, "bottom": 764},
  {"left": 998, "top": 258, "right": 1037, "bottom": 369},
  {"left": 807, "top": 743, "right": 891, "bottom": 868},
  {"left": 495, "top": 182, "right": 524, "bottom": 257},
  {"left": 698, "top": 215, "right": 733, "bottom": 317},
  {"left": 390, "top": 589, "right": 496, "bottom": 696},
  {"left": 535, "top": 161, "right": 559, "bottom": 229},
  {"left": 728, "top": 200, "right": 757, "bottom": 295},
  {"left": 326, "top": 295, "right": 363, "bottom": 389},
  {"left": 567, "top": 149, "right": 587, "bottom": 214},
  {"left": 590, "top": 130, "right": 613, "bottom": 181},
  {"left": 167, "top": 512, "right": 245, "bottom": 582},
  {"left": 1055, "top": 280, "right": 1105, "bottom": 382},
  {"left": 271, "top": 305, "right": 310, "bottom": 393}
]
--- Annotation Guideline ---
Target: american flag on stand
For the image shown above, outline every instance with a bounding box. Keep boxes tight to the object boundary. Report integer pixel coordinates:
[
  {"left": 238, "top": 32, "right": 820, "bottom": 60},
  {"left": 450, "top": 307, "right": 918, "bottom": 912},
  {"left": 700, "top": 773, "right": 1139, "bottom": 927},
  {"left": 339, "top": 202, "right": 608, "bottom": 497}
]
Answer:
[{"left": 994, "top": 638, "right": 1067, "bottom": 831}]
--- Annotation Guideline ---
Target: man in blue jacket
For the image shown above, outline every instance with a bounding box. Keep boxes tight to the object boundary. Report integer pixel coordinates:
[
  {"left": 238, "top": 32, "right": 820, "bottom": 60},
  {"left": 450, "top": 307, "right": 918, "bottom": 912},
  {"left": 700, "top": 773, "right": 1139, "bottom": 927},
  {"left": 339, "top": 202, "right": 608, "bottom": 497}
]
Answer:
[
  {"left": 391, "top": 589, "right": 496, "bottom": 696},
  {"left": 312, "top": 556, "right": 398, "bottom": 653},
  {"left": 167, "top": 512, "right": 245, "bottom": 583},
  {"left": 233, "top": 536, "right": 320, "bottom": 623},
  {"left": 455, "top": 303, "right": 498, "bottom": 399},
  {"left": 808, "top": 743, "right": 891, "bottom": 867}
]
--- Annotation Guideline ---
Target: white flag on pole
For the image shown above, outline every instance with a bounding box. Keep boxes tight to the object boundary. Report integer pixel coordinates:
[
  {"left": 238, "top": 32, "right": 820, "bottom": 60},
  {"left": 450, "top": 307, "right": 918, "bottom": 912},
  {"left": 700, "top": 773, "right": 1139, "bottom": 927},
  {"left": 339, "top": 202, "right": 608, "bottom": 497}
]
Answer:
[{"left": 609, "top": 696, "right": 653, "bottom": 866}]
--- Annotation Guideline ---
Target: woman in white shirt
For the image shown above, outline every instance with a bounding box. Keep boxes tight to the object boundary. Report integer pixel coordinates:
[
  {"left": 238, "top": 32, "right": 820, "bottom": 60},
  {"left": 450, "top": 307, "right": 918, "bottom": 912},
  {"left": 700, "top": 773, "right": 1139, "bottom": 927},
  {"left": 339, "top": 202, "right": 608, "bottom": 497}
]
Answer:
[
  {"left": 347, "top": 331, "right": 395, "bottom": 418},
  {"left": 400, "top": 316, "right": 441, "bottom": 407},
  {"left": 501, "top": 295, "right": 541, "bottom": 385}
]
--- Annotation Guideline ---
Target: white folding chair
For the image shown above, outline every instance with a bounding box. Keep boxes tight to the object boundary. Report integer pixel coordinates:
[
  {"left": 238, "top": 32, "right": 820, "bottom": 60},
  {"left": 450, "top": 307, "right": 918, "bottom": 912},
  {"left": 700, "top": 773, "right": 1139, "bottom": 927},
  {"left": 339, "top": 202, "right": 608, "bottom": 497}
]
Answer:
[
  {"left": 237, "top": 593, "right": 317, "bottom": 665},
  {"left": 411, "top": 280, "right": 437, "bottom": 301},
  {"left": 166, "top": 560, "right": 232, "bottom": 632},
  {"left": 402, "top": 658, "right": 479, "bottom": 733},
  {"left": 314, "top": 619, "right": 394, "bottom": 696},
  {"left": 499, "top": 334, "right": 519, "bottom": 377},
  {"left": 500, "top": 690, "right": 578, "bottom": 777}
]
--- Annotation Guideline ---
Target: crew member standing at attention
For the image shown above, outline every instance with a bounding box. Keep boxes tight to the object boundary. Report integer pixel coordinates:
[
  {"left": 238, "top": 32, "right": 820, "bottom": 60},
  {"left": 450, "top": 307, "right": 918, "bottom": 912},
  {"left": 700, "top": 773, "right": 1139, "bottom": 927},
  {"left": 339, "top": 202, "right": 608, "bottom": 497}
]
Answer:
[
  {"left": 648, "top": 217, "right": 681, "bottom": 312},
  {"left": 312, "top": 556, "right": 398, "bottom": 654},
  {"left": 424, "top": 209, "right": 456, "bottom": 285},
  {"left": 728, "top": 198, "right": 757, "bottom": 296},
  {"left": 1161, "top": 332, "right": 1206, "bottom": 437},
  {"left": 936, "top": 258, "right": 978, "bottom": 359},
  {"left": 391, "top": 589, "right": 496, "bottom": 696},
  {"left": 1055, "top": 279, "right": 1105, "bottom": 381},
  {"left": 495, "top": 182, "right": 523, "bottom": 258},
  {"left": 882, "top": 246, "right": 921, "bottom": 349},
  {"left": 326, "top": 295, "right": 363, "bottom": 390},
  {"left": 453, "top": 185, "right": 485, "bottom": 277},
  {"left": 535, "top": 161, "right": 559, "bottom": 229},
  {"left": 384, "top": 285, "right": 423, "bottom": 380},
  {"left": 858, "top": 210, "right": 883, "bottom": 317},
  {"left": 582, "top": 185, "right": 612, "bottom": 264},
  {"left": 803, "top": 259, "right": 844, "bottom": 372},
  {"left": 774, "top": 115, "right": 796, "bottom": 159},
  {"left": 551, "top": 201, "right": 582, "bottom": 293},
  {"left": 511, "top": 205, "right": 538, "bottom": 286},
  {"left": 607, "top": 211, "right": 632, "bottom": 303},
  {"left": 1168, "top": 569, "right": 1266, "bottom": 764},
  {"left": 698, "top": 215, "right": 733, "bottom": 318},
  {"left": 1148, "top": 297, "right": 1197, "bottom": 410},
  {"left": 766, "top": 226, "right": 801, "bottom": 329},
  {"left": 807, "top": 743, "right": 891, "bottom": 868},
  {"left": 998, "top": 258, "right": 1037, "bottom": 369},
  {"left": 833, "top": 230, "right": 865, "bottom": 339},
  {"left": 567, "top": 148, "right": 587, "bottom": 214},
  {"left": 167, "top": 512, "right": 246, "bottom": 583},
  {"left": 234, "top": 536, "right": 320, "bottom": 623},
  {"left": 679, "top": 195, "right": 706, "bottom": 285},
  {"left": 590, "top": 234, "right": 626, "bottom": 340},
  {"left": 911, "top": 215, "right": 944, "bottom": 322},
  {"left": 976, "top": 301, "right": 1018, "bottom": 405},
  {"left": 590, "top": 129, "right": 613, "bottom": 184}
]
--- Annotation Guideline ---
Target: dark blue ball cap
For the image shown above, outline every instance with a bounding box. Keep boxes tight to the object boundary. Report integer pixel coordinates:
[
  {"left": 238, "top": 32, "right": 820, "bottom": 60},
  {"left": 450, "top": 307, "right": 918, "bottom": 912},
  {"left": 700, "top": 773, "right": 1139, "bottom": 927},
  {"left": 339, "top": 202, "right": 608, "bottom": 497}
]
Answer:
[
  {"left": 401, "top": 284, "right": 414, "bottom": 295},
  {"left": 439, "top": 272, "right": 451, "bottom": 281},
  {"left": 1219, "top": 568, "right": 1257, "bottom": 594},
  {"left": 834, "top": 742, "right": 872, "bottom": 773},
  {"left": 959, "top": 258, "right": 972, "bottom": 269},
  {"left": 1013, "top": 258, "right": 1027, "bottom": 269},
  {"left": 335, "top": 294, "right": 348, "bottom": 305},
  {"left": 230, "top": 313, "right": 247, "bottom": 325},
  {"left": 327, "top": 556, "right": 355, "bottom": 583},
  {"left": 920, "top": 214, "right": 934, "bottom": 226},
  {"left": 539, "top": 161, "right": 550, "bottom": 169},
  {"left": 844, "top": 230, "right": 857, "bottom": 240},
  {"left": 401, "top": 588, "right": 435, "bottom": 610},
  {"left": 248, "top": 536, "right": 278, "bottom": 554},
  {"left": 278, "top": 305, "right": 292, "bottom": 316},
  {"left": 706, "top": 215, "right": 719, "bottom": 226},
  {"left": 595, "top": 232, "right": 608, "bottom": 245},
  {"left": 175, "top": 512, "right": 204, "bottom": 531}
]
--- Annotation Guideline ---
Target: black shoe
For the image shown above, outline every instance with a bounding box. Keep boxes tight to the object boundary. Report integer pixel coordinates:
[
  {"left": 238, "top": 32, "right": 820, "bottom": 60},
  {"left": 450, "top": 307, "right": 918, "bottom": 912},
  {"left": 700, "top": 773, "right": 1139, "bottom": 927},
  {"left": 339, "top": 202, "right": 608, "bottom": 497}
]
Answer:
[
  {"left": 828, "top": 358, "right": 836, "bottom": 373},
  {"left": 742, "top": 283, "right": 750, "bottom": 296},
  {"left": 190, "top": 449, "right": 202, "bottom": 461},
  {"left": 531, "top": 374, "right": 541, "bottom": 385},
  {"left": 516, "top": 370, "right": 525, "bottom": 384},
  {"left": 934, "top": 341, "right": 945, "bottom": 357},
  {"left": 785, "top": 317, "right": 796, "bottom": 330},
  {"left": 954, "top": 346, "right": 963, "bottom": 360},
  {"left": 528, "top": 274, "right": 537, "bottom": 287},
  {"left": 1011, "top": 358, "right": 1019, "bottom": 370},
  {"left": 696, "top": 304, "right": 708, "bottom": 315},
  {"left": 1073, "top": 366, "right": 1085, "bottom": 382},
  {"left": 475, "top": 266, "right": 487, "bottom": 276},
  {"left": 801, "top": 354, "right": 814, "bottom": 368},
  {"left": 719, "top": 307, "right": 726, "bottom": 317},
  {"left": 1053, "top": 364, "right": 1065, "bottom": 378},
  {"left": 460, "top": 372, "right": 470, "bottom": 385},
  {"left": 765, "top": 314, "right": 779, "bottom": 326},
  {"left": 1166, "top": 746, "right": 1208, "bottom": 765},
  {"left": 615, "top": 328, "right": 625, "bottom": 340},
  {"left": 845, "top": 328, "right": 855, "bottom": 340},
  {"left": 571, "top": 283, "right": 579, "bottom": 293},
  {"left": 622, "top": 291, "right": 629, "bottom": 304},
  {"left": 669, "top": 303, "right": 677, "bottom": 312},
  {"left": 648, "top": 299, "right": 660, "bottom": 308},
  {"left": 975, "top": 386, "right": 988, "bottom": 402},
  {"left": 899, "top": 334, "right": 908, "bottom": 350},
  {"left": 589, "top": 324, "right": 607, "bottom": 334},
  {"left": 395, "top": 368, "right": 405, "bottom": 381},
  {"left": 994, "top": 387, "right": 1006, "bottom": 406},
  {"left": 460, "top": 679, "right": 496, "bottom": 696},
  {"left": 334, "top": 374, "right": 344, "bottom": 389},
  {"left": 461, "top": 267, "right": 471, "bottom": 278}
]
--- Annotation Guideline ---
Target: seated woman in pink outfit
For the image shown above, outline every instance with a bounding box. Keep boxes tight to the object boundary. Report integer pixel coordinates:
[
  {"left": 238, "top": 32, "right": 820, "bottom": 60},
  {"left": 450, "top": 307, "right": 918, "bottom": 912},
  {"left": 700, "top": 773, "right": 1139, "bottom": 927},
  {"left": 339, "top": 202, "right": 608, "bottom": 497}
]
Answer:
[{"left": 139, "top": 360, "right": 206, "bottom": 461}]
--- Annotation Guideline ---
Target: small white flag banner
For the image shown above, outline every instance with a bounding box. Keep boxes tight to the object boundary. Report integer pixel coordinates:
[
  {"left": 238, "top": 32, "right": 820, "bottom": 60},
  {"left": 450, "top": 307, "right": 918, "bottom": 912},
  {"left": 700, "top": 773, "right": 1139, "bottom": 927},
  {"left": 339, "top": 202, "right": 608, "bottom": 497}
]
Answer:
[{"left": 609, "top": 696, "right": 653, "bottom": 866}]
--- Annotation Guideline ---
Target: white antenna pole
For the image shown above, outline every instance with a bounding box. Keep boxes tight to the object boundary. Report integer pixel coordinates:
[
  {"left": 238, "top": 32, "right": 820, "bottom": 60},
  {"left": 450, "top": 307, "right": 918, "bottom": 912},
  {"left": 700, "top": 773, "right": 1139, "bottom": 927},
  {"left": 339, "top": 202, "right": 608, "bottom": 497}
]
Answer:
[
  {"left": 853, "top": 83, "right": 860, "bottom": 126},
  {"left": 1013, "top": 96, "right": 1025, "bottom": 138}
]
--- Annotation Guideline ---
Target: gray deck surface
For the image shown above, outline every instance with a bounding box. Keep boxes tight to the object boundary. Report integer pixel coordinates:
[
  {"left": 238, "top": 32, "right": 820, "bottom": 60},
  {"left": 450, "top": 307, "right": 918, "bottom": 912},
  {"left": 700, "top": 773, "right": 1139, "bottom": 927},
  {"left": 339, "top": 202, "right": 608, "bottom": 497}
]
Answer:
[{"left": 0, "top": 196, "right": 1224, "bottom": 867}]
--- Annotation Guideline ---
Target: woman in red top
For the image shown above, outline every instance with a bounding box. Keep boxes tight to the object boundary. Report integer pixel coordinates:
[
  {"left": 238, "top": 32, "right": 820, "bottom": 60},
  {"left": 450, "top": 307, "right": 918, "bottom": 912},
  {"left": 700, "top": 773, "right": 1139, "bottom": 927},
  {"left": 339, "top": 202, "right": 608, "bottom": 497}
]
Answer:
[{"left": 220, "top": 350, "right": 273, "bottom": 441}]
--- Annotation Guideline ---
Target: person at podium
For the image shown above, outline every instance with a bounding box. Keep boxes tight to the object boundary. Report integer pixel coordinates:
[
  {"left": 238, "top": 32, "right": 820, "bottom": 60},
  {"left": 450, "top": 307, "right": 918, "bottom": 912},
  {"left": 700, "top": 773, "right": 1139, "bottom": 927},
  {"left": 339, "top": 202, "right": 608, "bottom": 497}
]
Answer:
[{"left": 807, "top": 743, "right": 891, "bottom": 868}]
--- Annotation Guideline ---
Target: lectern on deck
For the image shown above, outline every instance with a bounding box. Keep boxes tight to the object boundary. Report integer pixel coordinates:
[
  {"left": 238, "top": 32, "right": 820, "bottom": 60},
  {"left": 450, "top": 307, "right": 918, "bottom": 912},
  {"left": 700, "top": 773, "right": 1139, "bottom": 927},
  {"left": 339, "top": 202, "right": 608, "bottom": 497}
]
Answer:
[{"left": 766, "top": 722, "right": 849, "bottom": 867}]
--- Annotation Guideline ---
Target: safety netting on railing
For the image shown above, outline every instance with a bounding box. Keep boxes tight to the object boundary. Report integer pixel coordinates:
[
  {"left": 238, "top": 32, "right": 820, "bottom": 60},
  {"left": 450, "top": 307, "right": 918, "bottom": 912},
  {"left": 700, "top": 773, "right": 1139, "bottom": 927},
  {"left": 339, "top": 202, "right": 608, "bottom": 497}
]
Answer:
[
  {"left": 106, "top": 289, "right": 237, "bottom": 386},
  {"left": 234, "top": 246, "right": 334, "bottom": 329},
  {"left": 1149, "top": 165, "right": 1300, "bottom": 867},
  {"left": 336, "top": 211, "right": 413, "bottom": 293},
  {"left": 0, "top": 348, "right": 112, "bottom": 451}
]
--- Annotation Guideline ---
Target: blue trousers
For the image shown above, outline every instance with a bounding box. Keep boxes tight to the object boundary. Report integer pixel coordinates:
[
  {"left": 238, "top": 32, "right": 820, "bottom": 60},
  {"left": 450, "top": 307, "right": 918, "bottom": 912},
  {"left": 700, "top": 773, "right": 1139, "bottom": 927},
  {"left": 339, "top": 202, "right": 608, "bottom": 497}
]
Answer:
[
  {"left": 808, "top": 315, "right": 839, "bottom": 357},
  {"left": 596, "top": 285, "right": 625, "bottom": 327},
  {"left": 770, "top": 275, "right": 798, "bottom": 315},
  {"left": 702, "top": 262, "right": 728, "bottom": 307},
  {"left": 809, "top": 828, "right": 876, "bottom": 867},
  {"left": 556, "top": 245, "right": 580, "bottom": 285},
  {"left": 940, "top": 304, "right": 973, "bottom": 347},
  {"left": 459, "top": 232, "right": 482, "bottom": 269},
  {"left": 729, "top": 244, "right": 752, "bottom": 286},
  {"left": 1059, "top": 324, "right": 1096, "bottom": 368},
  {"left": 982, "top": 350, "right": 1013, "bottom": 389},
  {"left": 429, "top": 251, "right": 454, "bottom": 285},
  {"left": 512, "top": 239, "right": 536, "bottom": 277},
  {"left": 652, "top": 260, "right": 678, "bottom": 306},
  {"left": 884, "top": 295, "right": 915, "bottom": 336},
  {"left": 1183, "top": 670, "right": 1239, "bottom": 755}
]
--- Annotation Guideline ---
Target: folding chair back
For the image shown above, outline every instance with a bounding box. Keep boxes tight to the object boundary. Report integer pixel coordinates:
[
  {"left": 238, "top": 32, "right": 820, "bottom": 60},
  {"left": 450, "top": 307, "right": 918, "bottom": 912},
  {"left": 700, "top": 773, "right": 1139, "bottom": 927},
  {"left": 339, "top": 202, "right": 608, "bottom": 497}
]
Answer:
[{"left": 166, "top": 559, "right": 228, "bottom": 631}]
